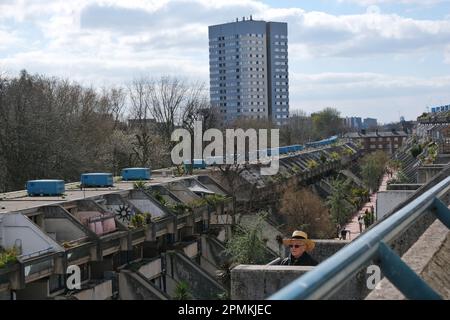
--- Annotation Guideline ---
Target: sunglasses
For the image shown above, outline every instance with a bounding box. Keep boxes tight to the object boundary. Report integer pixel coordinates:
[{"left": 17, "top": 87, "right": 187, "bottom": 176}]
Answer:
[{"left": 289, "top": 244, "right": 305, "bottom": 248}]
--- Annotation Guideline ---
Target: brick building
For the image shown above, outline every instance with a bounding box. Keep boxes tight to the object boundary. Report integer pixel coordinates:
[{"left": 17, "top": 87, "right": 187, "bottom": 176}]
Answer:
[{"left": 345, "top": 130, "right": 408, "bottom": 155}]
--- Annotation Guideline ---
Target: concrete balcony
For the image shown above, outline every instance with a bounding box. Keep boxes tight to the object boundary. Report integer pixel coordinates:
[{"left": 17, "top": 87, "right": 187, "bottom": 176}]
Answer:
[
  {"left": 69, "top": 279, "right": 113, "bottom": 300},
  {"left": 65, "top": 200, "right": 130, "bottom": 260},
  {"left": 0, "top": 212, "right": 65, "bottom": 290}
]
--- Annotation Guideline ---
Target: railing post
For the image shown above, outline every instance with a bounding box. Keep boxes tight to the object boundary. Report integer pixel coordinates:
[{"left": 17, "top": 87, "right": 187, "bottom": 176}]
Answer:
[
  {"left": 432, "top": 197, "right": 450, "bottom": 228},
  {"left": 378, "top": 242, "right": 442, "bottom": 300}
]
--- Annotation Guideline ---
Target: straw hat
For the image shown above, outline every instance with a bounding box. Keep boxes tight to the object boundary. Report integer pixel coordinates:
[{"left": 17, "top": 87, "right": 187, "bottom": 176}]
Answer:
[{"left": 282, "top": 230, "right": 315, "bottom": 252}]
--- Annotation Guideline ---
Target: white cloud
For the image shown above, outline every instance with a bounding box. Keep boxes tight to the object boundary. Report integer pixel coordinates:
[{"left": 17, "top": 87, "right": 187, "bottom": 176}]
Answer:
[
  {"left": 0, "top": 29, "right": 22, "bottom": 50},
  {"left": 1, "top": 0, "right": 450, "bottom": 122},
  {"left": 289, "top": 72, "right": 450, "bottom": 122},
  {"left": 265, "top": 9, "right": 450, "bottom": 58},
  {"left": 337, "top": 0, "right": 450, "bottom": 6},
  {"left": 445, "top": 45, "right": 450, "bottom": 63}
]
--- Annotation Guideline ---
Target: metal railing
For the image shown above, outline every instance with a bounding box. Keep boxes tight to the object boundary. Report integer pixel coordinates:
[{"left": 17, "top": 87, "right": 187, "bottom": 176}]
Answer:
[{"left": 269, "top": 176, "right": 450, "bottom": 300}]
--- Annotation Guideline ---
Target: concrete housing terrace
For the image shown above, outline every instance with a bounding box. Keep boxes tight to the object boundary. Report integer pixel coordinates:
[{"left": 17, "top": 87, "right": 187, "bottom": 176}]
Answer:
[
  {"left": 5, "top": 138, "right": 443, "bottom": 300},
  {"left": 0, "top": 171, "right": 234, "bottom": 300}
]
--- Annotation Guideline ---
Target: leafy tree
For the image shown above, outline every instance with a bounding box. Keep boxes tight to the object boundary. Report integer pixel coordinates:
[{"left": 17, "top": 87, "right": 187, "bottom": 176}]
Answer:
[
  {"left": 360, "top": 151, "right": 389, "bottom": 192},
  {"left": 311, "top": 107, "right": 343, "bottom": 139},
  {"left": 364, "top": 210, "right": 375, "bottom": 229},
  {"left": 327, "top": 179, "right": 353, "bottom": 226},
  {"left": 225, "top": 212, "right": 268, "bottom": 265}
]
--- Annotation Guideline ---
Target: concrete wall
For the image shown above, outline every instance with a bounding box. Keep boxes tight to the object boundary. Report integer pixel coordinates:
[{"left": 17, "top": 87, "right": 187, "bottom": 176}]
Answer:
[
  {"left": 231, "top": 265, "right": 310, "bottom": 300},
  {"left": 15, "top": 280, "right": 48, "bottom": 300},
  {"left": 183, "top": 242, "right": 198, "bottom": 258},
  {"left": 387, "top": 184, "right": 422, "bottom": 191},
  {"left": 200, "top": 235, "right": 229, "bottom": 271},
  {"left": 210, "top": 214, "right": 232, "bottom": 225},
  {"left": 0, "top": 290, "right": 11, "bottom": 300},
  {"left": 435, "top": 154, "right": 450, "bottom": 164},
  {"left": 309, "top": 240, "right": 350, "bottom": 264},
  {"left": 165, "top": 252, "right": 226, "bottom": 299},
  {"left": 376, "top": 191, "right": 415, "bottom": 221},
  {"left": 417, "top": 165, "right": 446, "bottom": 184},
  {"left": 44, "top": 218, "right": 86, "bottom": 242},
  {"left": 231, "top": 264, "right": 370, "bottom": 300},
  {"left": 366, "top": 220, "right": 450, "bottom": 300},
  {"left": 118, "top": 270, "right": 168, "bottom": 300},
  {"left": 1, "top": 213, "right": 63, "bottom": 257},
  {"left": 74, "top": 280, "right": 112, "bottom": 300},
  {"left": 128, "top": 199, "right": 166, "bottom": 218},
  {"left": 138, "top": 259, "right": 162, "bottom": 279}
]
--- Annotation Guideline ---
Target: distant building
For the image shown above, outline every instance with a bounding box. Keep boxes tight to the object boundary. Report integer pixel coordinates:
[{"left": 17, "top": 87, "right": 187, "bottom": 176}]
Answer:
[
  {"left": 209, "top": 17, "right": 289, "bottom": 125},
  {"left": 127, "top": 118, "right": 157, "bottom": 130},
  {"left": 430, "top": 104, "right": 450, "bottom": 113},
  {"left": 363, "top": 118, "right": 378, "bottom": 130},
  {"left": 344, "top": 117, "right": 363, "bottom": 130},
  {"left": 345, "top": 129, "right": 408, "bottom": 155}
]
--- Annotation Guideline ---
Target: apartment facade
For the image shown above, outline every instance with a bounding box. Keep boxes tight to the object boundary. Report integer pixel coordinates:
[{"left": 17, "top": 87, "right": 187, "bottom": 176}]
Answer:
[
  {"left": 345, "top": 130, "right": 408, "bottom": 155},
  {"left": 209, "top": 17, "right": 289, "bottom": 125}
]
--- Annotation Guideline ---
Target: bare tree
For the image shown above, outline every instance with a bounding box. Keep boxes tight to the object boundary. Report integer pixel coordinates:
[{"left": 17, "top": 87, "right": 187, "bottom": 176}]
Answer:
[
  {"left": 148, "top": 76, "right": 188, "bottom": 144},
  {"left": 0, "top": 70, "right": 133, "bottom": 191},
  {"left": 280, "top": 110, "right": 314, "bottom": 145}
]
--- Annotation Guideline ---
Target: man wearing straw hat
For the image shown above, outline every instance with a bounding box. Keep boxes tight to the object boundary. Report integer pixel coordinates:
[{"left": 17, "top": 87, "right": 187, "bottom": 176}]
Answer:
[{"left": 280, "top": 230, "right": 318, "bottom": 266}]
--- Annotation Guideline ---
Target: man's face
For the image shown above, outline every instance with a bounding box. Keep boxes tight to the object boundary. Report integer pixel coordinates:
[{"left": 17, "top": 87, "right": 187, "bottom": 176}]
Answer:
[{"left": 289, "top": 242, "right": 306, "bottom": 258}]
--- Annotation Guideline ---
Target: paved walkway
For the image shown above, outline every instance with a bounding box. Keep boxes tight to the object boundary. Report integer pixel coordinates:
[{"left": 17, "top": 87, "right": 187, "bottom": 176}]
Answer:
[{"left": 340, "top": 171, "right": 396, "bottom": 241}]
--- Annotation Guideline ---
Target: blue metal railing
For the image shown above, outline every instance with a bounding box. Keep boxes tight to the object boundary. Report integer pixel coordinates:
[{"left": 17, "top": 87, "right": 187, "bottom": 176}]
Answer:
[{"left": 269, "top": 176, "right": 450, "bottom": 300}]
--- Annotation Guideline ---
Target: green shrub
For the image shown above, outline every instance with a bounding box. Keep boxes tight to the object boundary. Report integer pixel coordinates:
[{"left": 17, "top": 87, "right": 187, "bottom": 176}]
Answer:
[
  {"left": 307, "top": 159, "right": 318, "bottom": 169},
  {"left": 129, "top": 213, "right": 151, "bottom": 228},
  {"left": 133, "top": 181, "right": 147, "bottom": 190},
  {"left": 330, "top": 152, "right": 341, "bottom": 161},
  {"left": 173, "top": 281, "right": 192, "bottom": 300},
  {"left": 0, "top": 247, "right": 18, "bottom": 269},
  {"left": 410, "top": 144, "right": 423, "bottom": 158}
]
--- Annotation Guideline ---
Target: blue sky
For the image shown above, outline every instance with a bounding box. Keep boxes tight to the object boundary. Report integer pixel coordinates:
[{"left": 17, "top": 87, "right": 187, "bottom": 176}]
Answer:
[{"left": 1, "top": 0, "right": 450, "bottom": 123}]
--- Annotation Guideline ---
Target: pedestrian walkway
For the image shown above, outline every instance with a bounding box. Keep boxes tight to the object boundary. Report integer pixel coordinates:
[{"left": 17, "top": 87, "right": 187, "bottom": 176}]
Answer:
[{"left": 340, "top": 171, "right": 396, "bottom": 240}]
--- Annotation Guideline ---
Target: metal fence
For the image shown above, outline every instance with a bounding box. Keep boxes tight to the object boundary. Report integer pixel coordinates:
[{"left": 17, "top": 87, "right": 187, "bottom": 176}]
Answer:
[{"left": 269, "top": 176, "right": 450, "bottom": 300}]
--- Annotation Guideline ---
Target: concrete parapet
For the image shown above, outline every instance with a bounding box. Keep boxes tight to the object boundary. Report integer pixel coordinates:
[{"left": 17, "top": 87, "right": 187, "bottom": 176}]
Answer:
[{"left": 366, "top": 220, "right": 450, "bottom": 300}]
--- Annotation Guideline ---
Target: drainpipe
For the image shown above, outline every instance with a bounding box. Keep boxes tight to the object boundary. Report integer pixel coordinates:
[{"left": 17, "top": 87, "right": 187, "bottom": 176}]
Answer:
[
  {"left": 161, "top": 253, "right": 167, "bottom": 293},
  {"left": 0, "top": 216, "right": 3, "bottom": 246}
]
